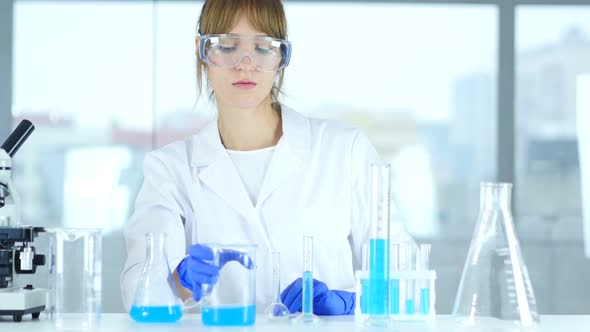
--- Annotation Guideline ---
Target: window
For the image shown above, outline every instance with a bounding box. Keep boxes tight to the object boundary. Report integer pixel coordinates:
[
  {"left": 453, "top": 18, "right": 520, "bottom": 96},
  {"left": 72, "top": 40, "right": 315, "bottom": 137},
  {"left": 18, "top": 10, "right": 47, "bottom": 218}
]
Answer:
[
  {"left": 516, "top": 5, "right": 590, "bottom": 313},
  {"left": 13, "top": 2, "right": 154, "bottom": 312},
  {"left": 9, "top": 0, "right": 590, "bottom": 315}
]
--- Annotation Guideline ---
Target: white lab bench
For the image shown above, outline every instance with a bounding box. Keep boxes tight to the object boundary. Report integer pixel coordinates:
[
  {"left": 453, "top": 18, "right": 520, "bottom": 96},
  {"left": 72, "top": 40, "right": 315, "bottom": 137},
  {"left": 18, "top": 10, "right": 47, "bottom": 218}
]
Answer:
[{"left": 1, "top": 314, "right": 590, "bottom": 332}]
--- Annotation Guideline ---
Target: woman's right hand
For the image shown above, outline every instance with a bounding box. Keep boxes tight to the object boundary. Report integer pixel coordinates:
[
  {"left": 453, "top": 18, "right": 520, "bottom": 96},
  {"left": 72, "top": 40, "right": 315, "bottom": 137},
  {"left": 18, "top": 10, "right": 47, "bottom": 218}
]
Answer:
[{"left": 177, "top": 244, "right": 219, "bottom": 301}]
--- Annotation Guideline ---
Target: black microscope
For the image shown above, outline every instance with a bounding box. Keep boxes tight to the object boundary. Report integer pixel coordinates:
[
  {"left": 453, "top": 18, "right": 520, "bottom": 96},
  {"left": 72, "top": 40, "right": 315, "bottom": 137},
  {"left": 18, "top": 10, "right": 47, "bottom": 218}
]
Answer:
[{"left": 0, "top": 120, "right": 48, "bottom": 322}]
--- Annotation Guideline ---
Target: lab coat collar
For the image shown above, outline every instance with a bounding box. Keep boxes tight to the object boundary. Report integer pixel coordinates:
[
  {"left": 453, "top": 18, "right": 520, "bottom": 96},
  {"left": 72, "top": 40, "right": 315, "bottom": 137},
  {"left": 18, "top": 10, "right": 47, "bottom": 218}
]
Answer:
[
  {"left": 189, "top": 105, "right": 311, "bottom": 222},
  {"left": 189, "top": 104, "right": 311, "bottom": 167}
]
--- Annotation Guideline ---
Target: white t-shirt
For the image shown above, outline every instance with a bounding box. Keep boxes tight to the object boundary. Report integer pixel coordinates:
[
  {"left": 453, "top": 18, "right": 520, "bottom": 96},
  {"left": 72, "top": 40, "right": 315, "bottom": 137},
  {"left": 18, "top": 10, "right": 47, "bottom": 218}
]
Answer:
[{"left": 226, "top": 146, "right": 275, "bottom": 206}]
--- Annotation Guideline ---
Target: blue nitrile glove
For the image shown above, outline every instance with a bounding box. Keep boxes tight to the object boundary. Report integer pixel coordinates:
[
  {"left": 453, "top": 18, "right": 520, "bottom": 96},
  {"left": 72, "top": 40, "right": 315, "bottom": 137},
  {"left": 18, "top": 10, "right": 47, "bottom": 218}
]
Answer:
[
  {"left": 177, "top": 245, "right": 218, "bottom": 301},
  {"left": 280, "top": 278, "right": 355, "bottom": 315},
  {"left": 177, "top": 244, "right": 254, "bottom": 301}
]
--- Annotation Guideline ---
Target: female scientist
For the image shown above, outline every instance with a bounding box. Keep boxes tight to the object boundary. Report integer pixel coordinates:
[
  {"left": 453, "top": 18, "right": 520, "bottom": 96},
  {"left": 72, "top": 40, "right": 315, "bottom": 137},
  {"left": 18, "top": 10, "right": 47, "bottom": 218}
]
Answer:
[{"left": 121, "top": 0, "right": 408, "bottom": 315}]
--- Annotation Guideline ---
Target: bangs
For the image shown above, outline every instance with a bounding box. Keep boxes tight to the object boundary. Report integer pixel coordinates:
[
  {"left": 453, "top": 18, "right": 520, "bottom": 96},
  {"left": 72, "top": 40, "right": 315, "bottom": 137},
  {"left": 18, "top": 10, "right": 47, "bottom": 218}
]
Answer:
[{"left": 198, "top": 0, "right": 287, "bottom": 40}]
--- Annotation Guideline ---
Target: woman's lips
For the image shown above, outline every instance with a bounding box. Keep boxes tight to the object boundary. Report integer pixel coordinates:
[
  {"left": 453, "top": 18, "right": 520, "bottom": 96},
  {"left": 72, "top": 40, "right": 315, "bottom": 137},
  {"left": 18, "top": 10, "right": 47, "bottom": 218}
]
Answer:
[{"left": 233, "top": 80, "right": 257, "bottom": 90}]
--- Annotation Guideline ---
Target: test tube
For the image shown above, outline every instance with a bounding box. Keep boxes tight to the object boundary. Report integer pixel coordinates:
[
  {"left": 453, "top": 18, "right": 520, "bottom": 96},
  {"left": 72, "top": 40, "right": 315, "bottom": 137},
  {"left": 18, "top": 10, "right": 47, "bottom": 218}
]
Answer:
[
  {"left": 360, "top": 242, "right": 369, "bottom": 314},
  {"left": 301, "top": 235, "right": 317, "bottom": 323},
  {"left": 390, "top": 243, "right": 400, "bottom": 315},
  {"left": 403, "top": 245, "right": 416, "bottom": 315},
  {"left": 418, "top": 244, "right": 432, "bottom": 315},
  {"left": 367, "top": 163, "right": 390, "bottom": 325}
]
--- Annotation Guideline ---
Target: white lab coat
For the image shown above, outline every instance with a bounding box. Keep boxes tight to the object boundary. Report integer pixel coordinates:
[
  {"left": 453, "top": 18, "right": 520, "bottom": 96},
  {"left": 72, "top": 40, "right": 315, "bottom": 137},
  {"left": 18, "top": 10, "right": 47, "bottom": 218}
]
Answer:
[{"left": 120, "top": 105, "right": 408, "bottom": 311}]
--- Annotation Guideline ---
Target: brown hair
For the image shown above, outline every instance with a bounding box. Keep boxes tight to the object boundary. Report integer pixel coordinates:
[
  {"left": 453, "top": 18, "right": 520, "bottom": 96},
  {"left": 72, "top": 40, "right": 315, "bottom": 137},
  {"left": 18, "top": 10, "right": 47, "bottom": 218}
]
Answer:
[{"left": 196, "top": 0, "right": 288, "bottom": 104}]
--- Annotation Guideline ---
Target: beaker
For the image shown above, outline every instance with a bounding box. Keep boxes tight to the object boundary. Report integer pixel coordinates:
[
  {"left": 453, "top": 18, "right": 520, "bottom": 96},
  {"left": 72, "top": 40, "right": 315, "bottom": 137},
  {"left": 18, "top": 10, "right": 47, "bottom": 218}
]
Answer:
[
  {"left": 201, "top": 244, "right": 256, "bottom": 327},
  {"left": 452, "top": 182, "right": 539, "bottom": 327},
  {"left": 130, "top": 233, "right": 182, "bottom": 323},
  {"left": 47, "top": 228, "right": 102, "bottom": 330}
]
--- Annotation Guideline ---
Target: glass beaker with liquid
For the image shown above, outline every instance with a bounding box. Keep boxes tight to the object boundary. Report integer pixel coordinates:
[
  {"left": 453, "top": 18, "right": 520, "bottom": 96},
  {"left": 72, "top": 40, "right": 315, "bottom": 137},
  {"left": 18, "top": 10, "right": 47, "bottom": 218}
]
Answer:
[
  {"left": 201, "top": 244, "right": 256, "bottom": 326},
  {"left": 130, "top": 232, "right": 182, "bottom": 323}
]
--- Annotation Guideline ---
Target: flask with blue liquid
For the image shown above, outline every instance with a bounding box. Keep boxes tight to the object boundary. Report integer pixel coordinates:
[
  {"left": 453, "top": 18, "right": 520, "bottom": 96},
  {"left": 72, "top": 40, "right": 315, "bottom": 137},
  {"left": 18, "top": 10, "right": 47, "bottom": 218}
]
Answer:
[{"left": 130, "top": 232, "right": 183, "bottom": 323}]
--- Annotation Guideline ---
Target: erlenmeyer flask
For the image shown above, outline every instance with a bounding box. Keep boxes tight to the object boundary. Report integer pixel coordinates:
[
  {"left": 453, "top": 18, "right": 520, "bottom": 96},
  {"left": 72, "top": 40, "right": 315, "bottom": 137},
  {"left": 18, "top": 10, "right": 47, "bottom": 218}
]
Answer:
[
  {"left": 130, "top": 233, "right": 182, "bottom": 323},
  {"left": 453, "top": 182, "right": 539, "bottom": 327}
]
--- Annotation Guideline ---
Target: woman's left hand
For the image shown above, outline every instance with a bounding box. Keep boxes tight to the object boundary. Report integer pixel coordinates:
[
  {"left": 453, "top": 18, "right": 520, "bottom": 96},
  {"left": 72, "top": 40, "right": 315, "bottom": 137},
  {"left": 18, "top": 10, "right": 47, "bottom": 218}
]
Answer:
[{"left": 280, "top": 278, "right": 355, "bottom": 315}]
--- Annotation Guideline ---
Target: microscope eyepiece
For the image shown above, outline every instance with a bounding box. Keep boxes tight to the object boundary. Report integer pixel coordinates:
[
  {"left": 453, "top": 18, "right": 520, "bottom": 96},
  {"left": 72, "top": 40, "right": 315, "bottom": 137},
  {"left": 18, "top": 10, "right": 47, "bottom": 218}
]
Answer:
[{"left": 1, "top": 120, "right": 35, "bottom": 158}]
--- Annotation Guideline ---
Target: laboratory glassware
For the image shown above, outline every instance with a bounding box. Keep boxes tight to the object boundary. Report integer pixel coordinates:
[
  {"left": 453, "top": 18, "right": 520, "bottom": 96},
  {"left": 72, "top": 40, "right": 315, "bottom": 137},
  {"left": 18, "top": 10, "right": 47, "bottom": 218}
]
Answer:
[
  {"left": 394, "top": 242, "right": 436, "bottom": 321},
  {"left": 389, "top": 242, "right": 401, "bottom": 315},
  {"left": 418, "top": 244, "right": 432, "bottom": 315},
  {"left": 47, "top": 228, "right": 102, "bottom": 330},
  {"left": 400, "top": 244, "right": 416, "bottom": 315},
  {"left": 357, "top": 241, "right": 437, "bottom": 322},
  {"left": 354, "top": 242, "right": 370, "bottom": 319},
  {"left": 453, "top": 182, "right": 539, "bottom": 327},
  {"left": 130, "top": 233, "right": 182, "bottom": 323},
  {"left": 201, "top": 244, "right": 256, "bottom": 326},
  {"left": 366, "top": 162, "right": 390, "bottom": 326},
  {"left": 293, "top": 235, "right": 319, "bottom": 325},
  {"left": 264, "top": 251, "right": 289, "bottom": 321}
]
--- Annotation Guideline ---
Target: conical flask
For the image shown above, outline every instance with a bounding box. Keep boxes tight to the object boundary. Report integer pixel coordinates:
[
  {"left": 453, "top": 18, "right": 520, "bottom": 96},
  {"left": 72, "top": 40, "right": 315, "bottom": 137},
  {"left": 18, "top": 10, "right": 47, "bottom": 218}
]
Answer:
[
  {"left": 452, "top": 182, "right": 539, "bottom": 327},
  {"left": 130, "top": 233, "right": 183, "bottom": 323}
]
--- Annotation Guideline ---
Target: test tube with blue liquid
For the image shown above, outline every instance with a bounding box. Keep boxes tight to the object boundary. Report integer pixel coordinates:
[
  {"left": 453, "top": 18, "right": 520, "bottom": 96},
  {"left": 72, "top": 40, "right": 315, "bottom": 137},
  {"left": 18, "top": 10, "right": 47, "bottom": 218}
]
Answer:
[
  {"left": 297, "top": 235, "right": 319, "bottom": 324},
  {"left": 366, "top": 163, "right": 390, "bottom": 326},
  {"left": 404, "top": 245, "right": 417, "bottom": 315},
  {"left": 360, "top": 243, "right": 369, "bottom": 314},
  {"left": 419, "top": 244, "right": 432, "bottom": 315},
  {"left": 390, "top": 243, "right": 400, "bottom": 315}
]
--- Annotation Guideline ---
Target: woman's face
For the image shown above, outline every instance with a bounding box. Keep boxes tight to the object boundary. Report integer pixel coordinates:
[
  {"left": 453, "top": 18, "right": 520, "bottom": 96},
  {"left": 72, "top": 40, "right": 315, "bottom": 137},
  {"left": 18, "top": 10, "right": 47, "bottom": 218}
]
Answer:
[{"left": 202, "top": 15, "right": 277, "bottom": 110}]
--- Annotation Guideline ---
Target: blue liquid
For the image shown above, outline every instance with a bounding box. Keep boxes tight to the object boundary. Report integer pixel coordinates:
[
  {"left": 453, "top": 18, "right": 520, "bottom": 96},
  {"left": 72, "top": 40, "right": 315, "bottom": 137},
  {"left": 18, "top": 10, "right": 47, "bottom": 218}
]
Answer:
[
  {"left": 129, "top": 305, "right": 182, "bottom": 323},
  {"left": 360, "top": 278, "right": 369, "bottom": 314},
  {"left": 390, "top": 279, "right": 400, "bottom": 314},
  {"left": 420, "top": 288, "right": 430, "bottom": 314},
  {"left": 406, "top": 299, "right": 415, "bottom": 315},
  {"left": 302, "top": 271, "right": 313, "bottom": 315},
  {"left": 202, "top": 305, "right": 256, "bottom": 326},
  {"left": 368, "top": 239, "right": 389, "bottom": 315}
]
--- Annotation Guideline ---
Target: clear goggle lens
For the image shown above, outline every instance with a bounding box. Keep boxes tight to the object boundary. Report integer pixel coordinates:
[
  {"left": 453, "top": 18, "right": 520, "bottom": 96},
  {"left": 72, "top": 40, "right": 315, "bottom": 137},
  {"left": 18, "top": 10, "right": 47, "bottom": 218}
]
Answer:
[{"left": 199, "top": 34, "right": 292, "bottom": 72}]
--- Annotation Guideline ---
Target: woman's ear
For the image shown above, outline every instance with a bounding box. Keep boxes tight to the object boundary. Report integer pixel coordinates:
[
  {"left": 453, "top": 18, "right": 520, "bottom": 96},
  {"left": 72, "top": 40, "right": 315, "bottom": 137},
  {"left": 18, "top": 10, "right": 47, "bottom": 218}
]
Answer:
[{"left": 195, "top": 36, "right": 200, "bottom": 58}]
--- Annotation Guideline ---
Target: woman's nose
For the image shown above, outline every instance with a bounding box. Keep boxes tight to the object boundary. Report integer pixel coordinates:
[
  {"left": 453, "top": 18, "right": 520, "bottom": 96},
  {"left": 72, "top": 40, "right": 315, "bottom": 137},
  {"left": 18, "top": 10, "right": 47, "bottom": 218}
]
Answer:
[{"left": 235, "top": 55, "right": 256, "bottom": 71}]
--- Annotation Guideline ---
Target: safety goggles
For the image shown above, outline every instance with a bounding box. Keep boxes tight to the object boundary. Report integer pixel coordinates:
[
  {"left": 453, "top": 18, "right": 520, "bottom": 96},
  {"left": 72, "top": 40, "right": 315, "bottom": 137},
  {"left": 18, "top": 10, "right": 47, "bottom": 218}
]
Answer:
[{"left": 198, "top": 34, "right": 292, "bottom": 72}]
